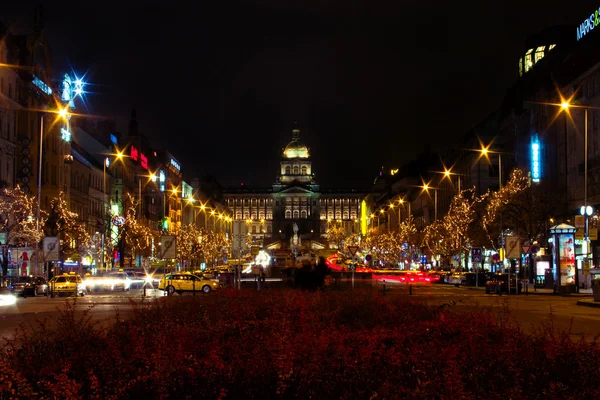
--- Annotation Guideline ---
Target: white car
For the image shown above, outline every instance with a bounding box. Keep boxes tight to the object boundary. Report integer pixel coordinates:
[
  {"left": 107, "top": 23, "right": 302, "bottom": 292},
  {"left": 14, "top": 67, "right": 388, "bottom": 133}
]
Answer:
[{"left": 106, "top": 272, "right": 132, "bottom": 291}]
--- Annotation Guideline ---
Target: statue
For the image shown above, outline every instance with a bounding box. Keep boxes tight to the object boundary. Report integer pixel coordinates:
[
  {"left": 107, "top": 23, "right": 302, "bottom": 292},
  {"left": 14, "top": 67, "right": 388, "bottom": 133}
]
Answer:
[{"left": 291, "top": 223, "right": 299, "bottom": 247}]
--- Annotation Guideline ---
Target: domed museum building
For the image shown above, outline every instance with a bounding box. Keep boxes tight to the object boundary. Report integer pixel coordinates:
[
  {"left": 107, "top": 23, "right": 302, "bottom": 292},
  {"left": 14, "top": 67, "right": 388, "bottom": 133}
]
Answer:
[{"left": 223, "top": 129, "right": 368, "bottom": 254}]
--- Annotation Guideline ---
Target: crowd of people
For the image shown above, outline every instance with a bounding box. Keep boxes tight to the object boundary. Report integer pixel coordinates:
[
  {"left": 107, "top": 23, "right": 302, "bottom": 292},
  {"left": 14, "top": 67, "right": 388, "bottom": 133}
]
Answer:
[{"left": 281, "top": 256, "right": 331, "bottom": 290}]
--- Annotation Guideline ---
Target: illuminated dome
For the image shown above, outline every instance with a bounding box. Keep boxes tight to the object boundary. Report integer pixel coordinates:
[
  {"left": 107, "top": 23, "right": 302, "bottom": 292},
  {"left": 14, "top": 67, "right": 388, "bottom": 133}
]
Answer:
[{"left": 283, "top": 129, "right": 310, "bottom": 159}]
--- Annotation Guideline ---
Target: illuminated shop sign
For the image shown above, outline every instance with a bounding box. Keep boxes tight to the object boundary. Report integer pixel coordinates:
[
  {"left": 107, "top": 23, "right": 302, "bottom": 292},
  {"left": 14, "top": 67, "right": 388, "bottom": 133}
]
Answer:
[
  {"left": 110, "top": 134, "right": 118, "bottom": 144},
  {"left": 159, "top": 170, "right": 166, "bottom": 192},
  {"left": 170, "top": 158, "right": 181, "bottom": 171},
  {"left": 61, "top": 128, "right": 71, "bottom": 142},
  {"left": 577, "top": 7, "right": 600, "bottom": 41},
  {"left": 32, "top": 75, "right": 52, "bottom": 95},
  {"left": 531, "top": 137, "right": 541, "bottom": 183}
]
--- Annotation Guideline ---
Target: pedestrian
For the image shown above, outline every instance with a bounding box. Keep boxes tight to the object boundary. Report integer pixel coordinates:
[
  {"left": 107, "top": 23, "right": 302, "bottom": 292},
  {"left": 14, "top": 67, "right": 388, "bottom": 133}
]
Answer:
[{"left": 259, "top": 264, "right": 265, "bottom": 283}]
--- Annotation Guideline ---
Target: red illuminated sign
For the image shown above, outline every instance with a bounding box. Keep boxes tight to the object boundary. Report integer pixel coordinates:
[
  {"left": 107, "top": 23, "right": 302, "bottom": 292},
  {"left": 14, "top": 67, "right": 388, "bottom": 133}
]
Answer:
[
  {"left": 130, "top": 145, "right": 139, "bottom": 161},
  {"left": 140, "top": 153, "right": 148, "bottom": 170}
]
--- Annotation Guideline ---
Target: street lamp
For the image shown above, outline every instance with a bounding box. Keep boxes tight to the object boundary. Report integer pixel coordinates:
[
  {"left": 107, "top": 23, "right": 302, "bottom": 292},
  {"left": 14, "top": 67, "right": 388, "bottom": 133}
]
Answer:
[
  {"left": 439, "top": 166, "right": 462, "bottom": 193},
  {"left": 37, "top": 106, "right": 71, "bottom": 276},
  {"left": 479, "top": 145, "right": 502, "bottom": 190},
  {"left": 421, "top": 183, "right": 438, "bottom": 222}
]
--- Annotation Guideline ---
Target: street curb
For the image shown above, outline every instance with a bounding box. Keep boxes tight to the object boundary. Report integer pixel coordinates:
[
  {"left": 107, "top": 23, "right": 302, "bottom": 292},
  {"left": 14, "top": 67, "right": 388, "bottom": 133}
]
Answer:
[{"left": 576, "top": 300, "right": 600, "bottom": 308}]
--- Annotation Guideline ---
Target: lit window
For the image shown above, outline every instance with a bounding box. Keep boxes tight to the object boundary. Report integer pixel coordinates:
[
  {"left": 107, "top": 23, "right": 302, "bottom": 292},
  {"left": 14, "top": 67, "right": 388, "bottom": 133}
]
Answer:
[
  {"left": 524, "top": 49, "right": 533, "bottom": 73},
  {"left": 293, "top": 210, "right": 299, "bottom": 219},
  {"left": 285, "top": 166, "right": 291, "bottom": 175},
  {"left": 285, "top": 210, "right": 291, "bottom": 219},
  {"left": 301, "top": 166, "right": 307, "bottom": 175},
  {"left": 293, "top": 166, "right": 299, "bottom": 175},
  {"left": 549, "top": 44, "right": 556, "bottom": 51},
  {"left": 534, "top": 46, "right": 545, "bottom": 64},
  {"left": 301, "top": 210, "right": 307, "bottom": 219}
]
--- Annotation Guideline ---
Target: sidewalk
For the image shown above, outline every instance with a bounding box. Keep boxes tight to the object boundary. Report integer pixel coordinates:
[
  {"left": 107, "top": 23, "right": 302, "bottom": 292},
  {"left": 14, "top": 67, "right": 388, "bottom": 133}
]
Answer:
[{"left": 465, "top": 285, "right": 600, "bottom": 308}]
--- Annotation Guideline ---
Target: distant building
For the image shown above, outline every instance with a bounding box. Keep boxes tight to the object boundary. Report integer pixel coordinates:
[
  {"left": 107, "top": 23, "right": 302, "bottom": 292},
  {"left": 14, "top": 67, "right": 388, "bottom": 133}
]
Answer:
[{"left": 223, "top": 128, "right": 368, "bottom": 253}]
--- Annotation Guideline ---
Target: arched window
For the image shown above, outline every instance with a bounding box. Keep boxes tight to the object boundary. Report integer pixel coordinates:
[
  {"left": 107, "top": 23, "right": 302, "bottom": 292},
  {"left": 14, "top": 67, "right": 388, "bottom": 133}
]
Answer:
[
  {"left": 285, "top": 166, "right": 291, "bottom": 175},
  {"left": 301, "top": 210, "right": 307, "bottom": 219},
  {"left": 320, "top": 211, "right": 326, "bottom": 220},
  {"left": 293, "top": 210, "right": 299, "bottom": 219},
  {"left": 301, "top": 166, "right": 307, "bottom": 175},
  {"left": 335, "top": 211, "right": 341, "bottom": 220},
  {"left": 293, "top": 166, "right": 299, "bottom": 175},
  {"left": 285, "top": 210, "right": 292, "bottom": 219},
  {"left": 343, "top": 211, "right": 349, "bottom": 220}
]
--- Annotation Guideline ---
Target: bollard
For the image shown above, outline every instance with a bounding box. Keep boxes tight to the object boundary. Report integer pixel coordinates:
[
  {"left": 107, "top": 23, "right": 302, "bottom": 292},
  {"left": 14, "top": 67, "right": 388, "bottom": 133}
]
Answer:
[
  {"left": 409, "top": 283, "right": 412, "bottom": 296},
  {"left": 143, "top": 285, "right": 146, "bottom": 297},
  {"left": 383, "top": 279, "right": 386, "bottom": 294}
]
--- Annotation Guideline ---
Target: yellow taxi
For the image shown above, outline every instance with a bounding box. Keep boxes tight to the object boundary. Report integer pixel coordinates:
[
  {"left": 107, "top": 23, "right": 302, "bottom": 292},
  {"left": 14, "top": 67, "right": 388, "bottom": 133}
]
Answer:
[
  {"left": 49, "top": 272, "right": 87, "bottom": 297},
  {"left": 158, "top": 272, "right": 222, "bottom": 295}
]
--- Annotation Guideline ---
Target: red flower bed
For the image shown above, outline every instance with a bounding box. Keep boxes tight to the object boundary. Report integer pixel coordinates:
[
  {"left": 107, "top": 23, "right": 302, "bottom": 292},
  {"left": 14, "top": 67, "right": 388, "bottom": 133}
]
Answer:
[{"left": 1, "top": 290, "right": 599, "bottom": 399}]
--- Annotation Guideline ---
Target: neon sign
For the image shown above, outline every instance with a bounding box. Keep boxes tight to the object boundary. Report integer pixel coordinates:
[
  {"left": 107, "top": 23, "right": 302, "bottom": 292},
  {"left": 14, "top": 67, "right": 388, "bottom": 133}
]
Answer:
[
  {"left": 32, "top": 75, "right": 52, "bottom": 95},
  {"left": 577, "top": 7, "right": 600, "bottom": 41},
  {"left": 140, "top": 153, "right": 148, "bottom": 169},
  {"left": 110, "top": 134, "right": 117, "bottom": 144},
  {"left": 531, "top": 137, "right": 541, "bottom": 183},
  {"left": 130, "top": 145, "right": 139, "bottom": 161},
  {"left": 170, "top": 158, "right": 181, "bottom": 171}
]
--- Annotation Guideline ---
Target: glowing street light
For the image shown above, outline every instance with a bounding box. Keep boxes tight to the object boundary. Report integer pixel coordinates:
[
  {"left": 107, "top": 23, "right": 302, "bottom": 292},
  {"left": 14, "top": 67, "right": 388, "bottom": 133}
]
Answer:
[{"left": 420, "top": 182, "right": 438, "bottom": 222}]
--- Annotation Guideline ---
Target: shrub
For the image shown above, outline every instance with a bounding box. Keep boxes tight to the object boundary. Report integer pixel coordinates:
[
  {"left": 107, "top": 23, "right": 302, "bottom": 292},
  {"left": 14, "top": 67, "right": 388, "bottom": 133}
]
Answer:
[{"left": 1, "top": 289, "right": 599, "bottom": 399}]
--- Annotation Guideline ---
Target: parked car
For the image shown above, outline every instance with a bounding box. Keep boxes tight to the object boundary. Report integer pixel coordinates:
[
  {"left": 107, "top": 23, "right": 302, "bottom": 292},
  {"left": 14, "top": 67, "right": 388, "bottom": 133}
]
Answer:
[
  {"left": 9, "top": 275, "right": 48, "bottom": 297},
  {"left": 485, "top": 273, "right": 522, "bottom": 294}
]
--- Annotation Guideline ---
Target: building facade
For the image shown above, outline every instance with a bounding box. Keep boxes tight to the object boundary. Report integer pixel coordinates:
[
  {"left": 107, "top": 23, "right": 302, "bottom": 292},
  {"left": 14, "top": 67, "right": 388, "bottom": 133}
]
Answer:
[{"left": 223, "top": 129, "right": 367, "bottom": 253}]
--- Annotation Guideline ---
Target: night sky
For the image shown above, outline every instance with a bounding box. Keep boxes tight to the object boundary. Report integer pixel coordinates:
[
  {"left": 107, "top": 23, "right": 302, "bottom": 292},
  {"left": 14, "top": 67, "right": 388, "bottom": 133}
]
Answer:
[{"left": 2, "top": 1, "right": 595, "bottom": 189}]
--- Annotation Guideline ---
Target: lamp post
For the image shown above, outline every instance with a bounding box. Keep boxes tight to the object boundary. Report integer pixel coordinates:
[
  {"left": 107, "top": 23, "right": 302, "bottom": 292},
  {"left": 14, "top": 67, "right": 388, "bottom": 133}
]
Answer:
[
  {"left": 480, "top": 146, "right": 502, "bottom": 190},
  {"left": 560, "top": 99, "right": 591, "bottom": 293},
  {"left": 421, "top": 183, "right": 438, "bottom": 222},
  {"left": 37, "top": 106, "right": 71, "bottom": 277}
]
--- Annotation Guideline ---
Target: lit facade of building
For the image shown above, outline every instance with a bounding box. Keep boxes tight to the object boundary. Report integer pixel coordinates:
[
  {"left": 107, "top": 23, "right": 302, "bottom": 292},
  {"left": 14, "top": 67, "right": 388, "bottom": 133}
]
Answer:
[{"left": 223, "top": 129, "right": 367, "bottom": 251}]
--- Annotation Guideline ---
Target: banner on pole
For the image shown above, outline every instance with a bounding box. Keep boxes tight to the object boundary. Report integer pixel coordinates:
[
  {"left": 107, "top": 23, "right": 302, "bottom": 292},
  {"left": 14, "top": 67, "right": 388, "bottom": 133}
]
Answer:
[
  {"left": 43, "top": 237, "right": 60, "bottom": 261},
  {"left": 159, "top": 235, "right": 177, "bottom": 259},
  {"left": 505, "top": 236, "right": 520, "bottom": 259}
]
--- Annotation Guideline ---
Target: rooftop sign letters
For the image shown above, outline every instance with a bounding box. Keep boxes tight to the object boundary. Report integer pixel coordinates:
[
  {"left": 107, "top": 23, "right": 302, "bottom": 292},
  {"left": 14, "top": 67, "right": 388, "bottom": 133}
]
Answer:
[
  {"left": 577, "top": 7, "right": 600, "bottom": 41},
  {"left": 170, "top": 158, "right": 181, "bottom": 171},
  {"left": 130, "top": 145, "right": 139, "bottom": 161},
  {"left": 140, "top": 153, "right": 148, "bottom": 170},
  {"left": 130, "top": 145, "right": 148, "bottom": 170}
]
